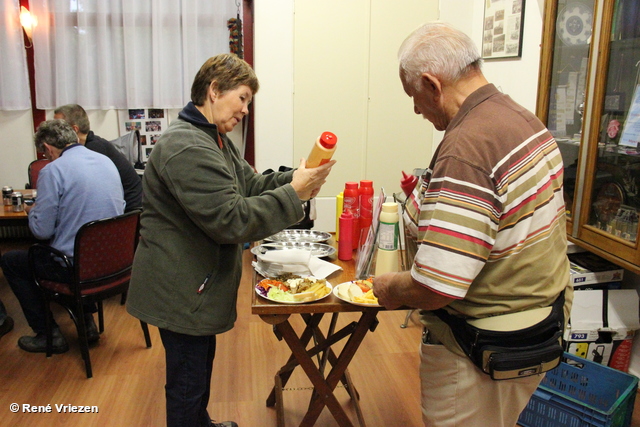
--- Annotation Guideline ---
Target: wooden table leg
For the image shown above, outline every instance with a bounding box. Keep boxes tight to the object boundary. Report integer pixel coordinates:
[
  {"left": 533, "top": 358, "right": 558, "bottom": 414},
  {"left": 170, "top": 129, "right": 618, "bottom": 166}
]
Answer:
[
  {"left": 277, "top": 322, "right": 356, "bottom": 375},
  {"left": 306, "top": 319, "right": 360, "bottom": 398},
  {"left": 300, "top": 310, "right": 379, "bottom": 426},
  {"left": 275, "top": 372, "right": 285, "bottom": 427},
  {"left": 267, "top": 313, "right": 324, "bottom": 407},
  {"left": 342, "top": 370, "right": 365, "bottom": 427},
  {"left": 276, "top": 319, "right": 355, "bottom": 427}
]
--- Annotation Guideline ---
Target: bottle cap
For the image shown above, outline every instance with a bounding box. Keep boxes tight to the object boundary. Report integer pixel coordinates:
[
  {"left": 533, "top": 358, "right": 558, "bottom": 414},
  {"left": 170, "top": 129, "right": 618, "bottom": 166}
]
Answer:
[
  {"left": 319, "top": 132, "right": 337, "bottom": 149},
  {"left": 340, "top": 210, "right": 353, "bottom": 220},
  {"left": 359, "top": 180, "right": 373, "bottom": 188},
  {"left": 345, "top": 182, "right": 358, "bottom": 190},
  {"left": 381, "top": 202, "right": 398, "bottom": 213}
]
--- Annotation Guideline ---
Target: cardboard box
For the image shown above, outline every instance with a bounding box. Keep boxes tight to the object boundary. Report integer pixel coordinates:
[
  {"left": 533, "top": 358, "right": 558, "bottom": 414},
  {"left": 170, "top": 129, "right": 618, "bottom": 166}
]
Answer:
[
  {"left": 573, "top": 281, "right": 622, "bottom": 291},
  {"left": 568, "top": 252, "right": 624, "bottom": 286},
  {"left": 565, "top": 289, "right": 640, "bottom": 372}
]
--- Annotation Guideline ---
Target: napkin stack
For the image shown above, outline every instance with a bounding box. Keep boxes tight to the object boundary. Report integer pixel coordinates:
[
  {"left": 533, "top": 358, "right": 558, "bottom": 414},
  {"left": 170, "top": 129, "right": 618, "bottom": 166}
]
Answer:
[{"left": 252, "top": 248, "right": 342, "bottom": 279}]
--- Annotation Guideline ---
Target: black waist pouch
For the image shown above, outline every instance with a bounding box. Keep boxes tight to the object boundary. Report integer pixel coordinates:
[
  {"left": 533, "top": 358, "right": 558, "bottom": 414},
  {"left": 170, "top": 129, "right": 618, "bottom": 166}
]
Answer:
[{"left": 434, "top": 292, "right": 565, "bottom": 380}]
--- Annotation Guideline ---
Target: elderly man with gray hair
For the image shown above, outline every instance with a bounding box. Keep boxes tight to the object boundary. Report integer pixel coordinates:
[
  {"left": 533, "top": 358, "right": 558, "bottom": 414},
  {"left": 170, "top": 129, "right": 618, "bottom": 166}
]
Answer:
[
  {"left": 372, "top": 22, "right": 571, "bottom": 427},
  {"left": 0, "top": 119, "right": 124, "bottom": 353}
]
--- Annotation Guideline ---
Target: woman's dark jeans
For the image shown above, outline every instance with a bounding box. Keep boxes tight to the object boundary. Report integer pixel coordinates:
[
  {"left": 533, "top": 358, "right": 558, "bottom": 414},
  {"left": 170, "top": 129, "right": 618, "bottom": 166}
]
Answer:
[{"left": 159, "top": 328, "right": 217, "bottom": 427}]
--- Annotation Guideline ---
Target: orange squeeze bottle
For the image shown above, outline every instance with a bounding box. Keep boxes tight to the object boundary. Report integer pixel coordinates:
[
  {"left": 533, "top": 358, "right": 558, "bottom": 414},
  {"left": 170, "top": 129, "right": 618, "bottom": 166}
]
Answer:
[{"left": 306, "top": 131, "right": 337, "bottom": 168}]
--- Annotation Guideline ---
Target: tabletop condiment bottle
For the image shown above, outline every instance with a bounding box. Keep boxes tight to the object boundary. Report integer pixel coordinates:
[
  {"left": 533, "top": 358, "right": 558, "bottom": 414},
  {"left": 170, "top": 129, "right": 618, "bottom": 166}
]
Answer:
[
  {"left": 306, "top": 131, "right": 337, "bottom": 168},
  {"left": 342, "top": 182, "right": 360, "bottom": 250},
  {"left": 3, "top": 186, "right": 13, "bottom": 206},
  {"left": 335, "top": 191, "right": 343, "bottom": 241},
  {"left": 400, "top": 171, "right": 418, "bottom": 197},
  {"left": 338, "top": 211, "right": 354, "bottom": 261},
  {"left": 11, "top": 192, "right": 24, "bottom": 213},
  {"left": 374, "top": 202, "right": 400, "bottom": 275},
  {"left": 358, "top": 180, "right": 374, "bottom": 247}
]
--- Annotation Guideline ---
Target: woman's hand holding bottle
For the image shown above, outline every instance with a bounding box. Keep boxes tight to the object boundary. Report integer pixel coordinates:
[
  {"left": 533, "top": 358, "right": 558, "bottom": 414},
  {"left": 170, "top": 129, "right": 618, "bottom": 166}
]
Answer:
[{"left": 290, "top": 158, "right": 336, "bottom": 201}]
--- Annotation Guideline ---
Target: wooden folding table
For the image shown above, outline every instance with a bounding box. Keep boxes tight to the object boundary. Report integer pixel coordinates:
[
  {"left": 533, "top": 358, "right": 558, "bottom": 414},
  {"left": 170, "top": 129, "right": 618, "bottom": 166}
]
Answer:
[{"left": 251, "top": 256, "right": 383, "bottom": 427}]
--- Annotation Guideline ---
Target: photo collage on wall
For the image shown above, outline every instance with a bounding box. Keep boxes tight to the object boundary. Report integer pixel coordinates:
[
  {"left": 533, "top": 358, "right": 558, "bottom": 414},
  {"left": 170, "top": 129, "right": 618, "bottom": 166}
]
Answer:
[
  {"left": 482, "top": 0, "right": 525, "bottom": 59},
  {"left": 118, "top": 108, "right": 168, "bottom": 163}
]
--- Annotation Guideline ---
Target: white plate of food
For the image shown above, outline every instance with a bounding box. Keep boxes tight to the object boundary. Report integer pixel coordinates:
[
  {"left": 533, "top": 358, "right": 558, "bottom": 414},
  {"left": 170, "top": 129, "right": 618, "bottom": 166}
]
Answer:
[
  {"left": 333, "top": 279, "right": 382, "bottom": 307},
  {"left": 255, "top": 276, "right": 332, "bottom": 304},
  {"left": 264, "top": 229, "right": 331, "bottom": 243}
]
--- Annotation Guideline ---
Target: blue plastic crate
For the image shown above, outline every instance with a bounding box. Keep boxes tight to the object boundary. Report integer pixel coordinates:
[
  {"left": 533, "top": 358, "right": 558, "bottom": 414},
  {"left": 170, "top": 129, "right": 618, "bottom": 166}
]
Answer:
[{"left": 518, "top": 353, "right": 639, "bottom": 427}]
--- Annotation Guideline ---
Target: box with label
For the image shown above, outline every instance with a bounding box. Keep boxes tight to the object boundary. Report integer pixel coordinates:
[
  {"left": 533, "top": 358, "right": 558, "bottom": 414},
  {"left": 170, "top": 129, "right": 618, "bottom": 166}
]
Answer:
[
  {"left": 568, "top": 252, "right": 624, "bottom": 286},
  {"left": 564, "top": 289, "right": 640, "bottom": 372},
  {"left": 573, "top": 281, "right": 622, "bottom": 291}
]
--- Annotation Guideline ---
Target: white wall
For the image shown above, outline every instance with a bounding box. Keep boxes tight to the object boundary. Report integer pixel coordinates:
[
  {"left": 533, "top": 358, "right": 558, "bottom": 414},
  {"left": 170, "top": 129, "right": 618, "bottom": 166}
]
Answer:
[
  {"left": 253, "top": 1, "right": 295, "bottom": 173},
  {"left": 291, "top": 0, "right": 545, "bottom": 231},
  {"left": 0, "top": 110, "right": 36, "bottom": 189},
  {"left": 255, "top": 0, "right": 439, "bottom": 233}
]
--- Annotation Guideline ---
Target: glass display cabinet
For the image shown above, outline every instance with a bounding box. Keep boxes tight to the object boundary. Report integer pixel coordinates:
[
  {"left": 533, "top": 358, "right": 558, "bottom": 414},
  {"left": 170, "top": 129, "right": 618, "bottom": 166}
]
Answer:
[{"left": 537, "top": 0, "right": 640, "bottom": 272}]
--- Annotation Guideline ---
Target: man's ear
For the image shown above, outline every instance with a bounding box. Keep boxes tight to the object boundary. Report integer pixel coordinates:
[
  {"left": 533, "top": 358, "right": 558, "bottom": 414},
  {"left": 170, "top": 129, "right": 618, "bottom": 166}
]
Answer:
[
  {"left": 42, "top": 143, "right": 55, "bottom": 160},
  {"left": 421, "top": 73, "right": 442, "bottom": 99}
]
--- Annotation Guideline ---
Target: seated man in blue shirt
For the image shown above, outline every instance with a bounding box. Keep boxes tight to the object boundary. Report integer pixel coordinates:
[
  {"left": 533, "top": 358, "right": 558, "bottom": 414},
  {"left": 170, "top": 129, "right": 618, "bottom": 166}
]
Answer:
[
  {"left": 0, "top": 119, "right": 125, "bottom": 353},
  {"left": 54, "top": 104, "right": 143, "bottom": 212}
]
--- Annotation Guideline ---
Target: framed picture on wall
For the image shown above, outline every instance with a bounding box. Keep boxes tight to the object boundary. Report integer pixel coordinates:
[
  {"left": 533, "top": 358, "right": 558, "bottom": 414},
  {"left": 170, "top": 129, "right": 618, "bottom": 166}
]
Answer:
[{"left": 482, "top": 0, "right": 525, "bottom": 59}]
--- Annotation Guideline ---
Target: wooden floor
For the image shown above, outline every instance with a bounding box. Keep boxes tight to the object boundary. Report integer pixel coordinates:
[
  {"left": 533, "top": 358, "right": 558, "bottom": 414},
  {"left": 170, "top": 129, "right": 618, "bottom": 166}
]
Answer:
[
  {"left": 0, "top": 238, "right": 424, "bottom": 426},
  {"left": 0, "top": 237, "right": 638, "bottom": 427}
]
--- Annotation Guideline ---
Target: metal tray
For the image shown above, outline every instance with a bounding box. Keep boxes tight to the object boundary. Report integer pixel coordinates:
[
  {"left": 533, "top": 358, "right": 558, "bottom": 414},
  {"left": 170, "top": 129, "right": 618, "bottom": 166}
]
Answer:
[
  {"left": 264, "top": 229, "right": 331, "bottom": 243},
  {"left": 251, "top": 242, "right": 336, "bottom": 258}
]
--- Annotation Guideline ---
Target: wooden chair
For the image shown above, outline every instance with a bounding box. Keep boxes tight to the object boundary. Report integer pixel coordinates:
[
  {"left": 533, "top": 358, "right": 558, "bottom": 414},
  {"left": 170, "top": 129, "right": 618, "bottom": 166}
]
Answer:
[
  {"left": 28, "top": 210, "right": 151, "bottom": 378},
  {"left": 25, "top": 159, "right": 51, "bottom": 189}
]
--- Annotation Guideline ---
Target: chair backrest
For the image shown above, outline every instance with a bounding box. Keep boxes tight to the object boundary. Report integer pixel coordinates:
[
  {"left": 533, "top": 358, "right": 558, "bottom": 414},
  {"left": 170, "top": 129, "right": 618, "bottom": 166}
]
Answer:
[
  {"left": 109, "top": 130, "right": 141, "bottom": 167},
  {"left": 27, "top": 159, "right": 51, "bottom": 189},
  {"left": 73, "top": 210, "right": 141, "bottom": 291}
]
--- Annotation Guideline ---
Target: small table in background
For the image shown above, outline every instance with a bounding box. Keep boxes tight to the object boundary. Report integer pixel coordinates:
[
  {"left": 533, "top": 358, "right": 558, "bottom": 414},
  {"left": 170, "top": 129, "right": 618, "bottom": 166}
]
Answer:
[{"left": 0, "top": 189, "right": 33, "bottom": 239}]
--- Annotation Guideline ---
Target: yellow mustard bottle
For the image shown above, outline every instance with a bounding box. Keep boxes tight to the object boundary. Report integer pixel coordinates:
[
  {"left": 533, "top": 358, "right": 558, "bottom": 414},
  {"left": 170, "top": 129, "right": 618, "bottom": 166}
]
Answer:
[
  {"left": 306, "top": 131, "right": 337, "bottom": 168},
  {"left": 335, "top": 191, "right": 344, "bottom": 241}
]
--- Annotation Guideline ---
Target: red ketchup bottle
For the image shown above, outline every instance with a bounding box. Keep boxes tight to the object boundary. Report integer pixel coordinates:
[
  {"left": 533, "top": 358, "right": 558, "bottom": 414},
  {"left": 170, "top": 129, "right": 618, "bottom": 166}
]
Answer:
[
  {"left": 401, "top": 171, "right": 418, "bottom": 197},
  {"left": 338, "top": 211, "right": 354, "bottom": 261},
  {"left": 358, "top": 180, "right": 374, "bottom": 247},
  {"left": 342, "top": 182, "right": 360, "bottom": 250}
]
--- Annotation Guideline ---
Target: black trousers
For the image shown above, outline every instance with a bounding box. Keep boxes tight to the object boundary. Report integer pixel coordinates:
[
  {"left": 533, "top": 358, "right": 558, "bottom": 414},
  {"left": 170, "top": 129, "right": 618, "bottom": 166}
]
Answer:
[{"left": 159, "top": 328, "right": 217, "bottom": 427}]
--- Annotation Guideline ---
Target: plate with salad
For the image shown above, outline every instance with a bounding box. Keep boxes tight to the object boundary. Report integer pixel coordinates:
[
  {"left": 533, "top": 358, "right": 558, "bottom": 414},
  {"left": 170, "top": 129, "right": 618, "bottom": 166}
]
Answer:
[{"left": 255, "top": 275, "right": 332, "bottom": 304}]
